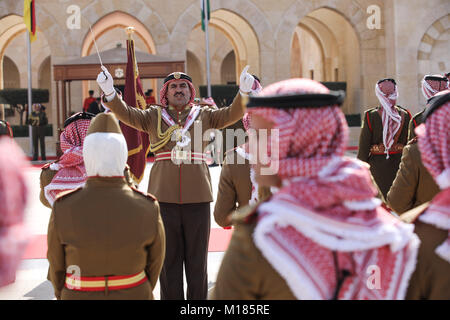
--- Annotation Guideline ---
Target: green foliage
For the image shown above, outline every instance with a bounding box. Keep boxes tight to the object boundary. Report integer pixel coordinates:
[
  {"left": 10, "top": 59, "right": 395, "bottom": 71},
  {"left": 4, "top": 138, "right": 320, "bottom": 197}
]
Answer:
[
  {"left": 0, "top": 89, "right": 49, "bottom": 105},
  {"left": 11, "top": 124, "right": 53, "bottom": 137}
]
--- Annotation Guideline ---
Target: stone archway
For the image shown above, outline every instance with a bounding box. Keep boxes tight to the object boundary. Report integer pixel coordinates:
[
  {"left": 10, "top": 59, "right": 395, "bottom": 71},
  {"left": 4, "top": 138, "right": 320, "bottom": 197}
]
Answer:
[
  {"left": 416, "top": 14, "right": 449, "bottom": 105},
  {"left": 275, "top": 0, "right": 383, "bottom": 113},
  {"left": 287, "top": 6, "right": 361, "bottom": 114},
  {"left": 171, "top": 1, "right": 274, "bottom": 85}
]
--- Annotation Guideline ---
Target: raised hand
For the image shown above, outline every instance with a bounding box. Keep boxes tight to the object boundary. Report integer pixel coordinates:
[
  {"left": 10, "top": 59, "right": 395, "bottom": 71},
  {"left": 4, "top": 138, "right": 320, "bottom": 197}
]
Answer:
[
  {"left": 96, "top": 66, "right": 115, "bottom": 96},
  {"left": 239, "top": 65, "right": 255, "bottom": 95}
]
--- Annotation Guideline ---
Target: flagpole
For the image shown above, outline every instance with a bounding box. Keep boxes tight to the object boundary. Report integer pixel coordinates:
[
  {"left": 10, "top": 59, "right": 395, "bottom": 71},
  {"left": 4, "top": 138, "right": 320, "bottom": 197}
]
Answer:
[
  {"left": 27, "top": 30, "right": 33, "bottom": 158},
  {"left": 203, "top": 0, "right": 212, "bottom": 97}
]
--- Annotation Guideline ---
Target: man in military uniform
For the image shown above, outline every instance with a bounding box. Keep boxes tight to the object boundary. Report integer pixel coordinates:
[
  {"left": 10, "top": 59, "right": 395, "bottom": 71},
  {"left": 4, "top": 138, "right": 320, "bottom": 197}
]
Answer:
[
  {"left": 28, "top": 103, "right": 48, "bottom": 161},
  {"left": 408, "top": 74, "right": 448, "bottom": 140},
  {"left": 211, "top": 78, "right": 419, "bottom": 300},
  {"left": 357, "top": 78, "right": 411, "bottom": 199},
  {"left": 97, "top": 65, "right": 255, "bottom": 299},
  {"left": 386, "top": 137, "right": 440, "bottom": 214},
  {"left": 47, "top": 113, "right": 165, "bottom": 300},
  {"left": 213, "top": 113, "right": 271, "bottom": 228},
  {"left": 401, "top": 90, "right": 450, "bottom": 299}
]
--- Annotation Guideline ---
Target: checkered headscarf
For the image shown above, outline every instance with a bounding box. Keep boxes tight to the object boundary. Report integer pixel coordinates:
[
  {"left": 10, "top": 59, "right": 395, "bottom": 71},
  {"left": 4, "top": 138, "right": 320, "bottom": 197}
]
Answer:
[
  {"left": 0, "top": 138, "right": 29, "bottom": 287},
  {"left": 44, "top": 118, "right": 91, "bottom": 206},
  {"left": 415, "top": 91, "right": 450, "bottom": 263},
  {"left": 249, "top": 78, "right": 419, "bottom": 300}
]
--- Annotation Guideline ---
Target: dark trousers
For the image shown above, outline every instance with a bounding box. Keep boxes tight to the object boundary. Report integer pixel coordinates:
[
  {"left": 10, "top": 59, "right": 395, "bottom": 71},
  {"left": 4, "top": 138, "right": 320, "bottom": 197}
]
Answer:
[
  {"left": 32, "top": 126, "right": 46, "bottom": 160},
  {"left": 159, "top": 202, "right": 210, "bottom": 300}
]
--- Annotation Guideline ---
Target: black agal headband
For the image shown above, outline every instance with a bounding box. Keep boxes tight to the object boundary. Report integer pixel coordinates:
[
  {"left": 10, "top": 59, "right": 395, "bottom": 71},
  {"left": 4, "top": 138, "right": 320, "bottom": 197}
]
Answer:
[
  {"left": 423, "top": 91, "right": 450, "bottom": 121},
  {"left": 164, "top": 72, "right": 192, "bottom": 84},
  {"left": 424, "top": 75, "right": 448, "bottom": 82},
  {"left": 246, "top": 90, "right": 345, "bottom": 109},
  {"left": 64, "top": 112, "right": 95, "bottom": 128}
]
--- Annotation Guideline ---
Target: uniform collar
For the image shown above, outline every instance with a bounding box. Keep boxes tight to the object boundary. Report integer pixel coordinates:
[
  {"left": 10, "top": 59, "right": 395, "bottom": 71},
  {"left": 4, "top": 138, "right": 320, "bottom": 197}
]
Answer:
[{"left": 85, "top": 176, "right": 127, "bottom": 187}]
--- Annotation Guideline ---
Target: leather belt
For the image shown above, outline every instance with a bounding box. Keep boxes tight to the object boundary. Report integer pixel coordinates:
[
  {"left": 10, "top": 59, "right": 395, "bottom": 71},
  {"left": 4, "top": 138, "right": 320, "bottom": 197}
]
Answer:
[
  {"left": 65, "top": 271, "right": 147, "bottom": 292},
  {"left": 370, "top": 143, "right": 404, "bottom": 155}
]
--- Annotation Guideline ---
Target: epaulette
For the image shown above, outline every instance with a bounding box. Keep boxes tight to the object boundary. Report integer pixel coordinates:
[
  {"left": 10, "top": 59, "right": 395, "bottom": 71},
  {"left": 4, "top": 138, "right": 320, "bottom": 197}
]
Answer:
[
  {"left": 130, "top": 186, "right": 157, "bottom": 202},
  {"left": 41, "top": 162, "right": 52, "bottom": 170},
  {"left": 407, "top": 136, "right": 418, "bottom": 145},
  {"left": 55, "top": 187, "right": 83, "bottom": 202},
  {"left": 231, "top": 203, "right": 259, "bottom": 225},
  {"left": 399, "top": 202, "right": 430, "bottom": 224}
]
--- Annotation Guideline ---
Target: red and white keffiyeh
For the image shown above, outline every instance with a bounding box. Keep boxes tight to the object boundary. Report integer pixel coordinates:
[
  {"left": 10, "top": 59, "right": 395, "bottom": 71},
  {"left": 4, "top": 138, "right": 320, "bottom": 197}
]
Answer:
[
  {"left": 248, "top": 78, "right": 419, "bottom": 300},
  {"left": 44, "top": 119, "right": 91, "bottom": 206},
  {"left": 416, "top": 96, "right": 450, "bottom": 263},
  {"left": 159, "top": 78, "right": 196, "bottom": 107},
  {"left": 375, "top": 81, "right": 402, "bottom": 159},
  {"left": 421, "top": 75, "right": 449, "bottom": 100},
  {"left": 0, "top": 138, "right": 29, "bottom": 287}
]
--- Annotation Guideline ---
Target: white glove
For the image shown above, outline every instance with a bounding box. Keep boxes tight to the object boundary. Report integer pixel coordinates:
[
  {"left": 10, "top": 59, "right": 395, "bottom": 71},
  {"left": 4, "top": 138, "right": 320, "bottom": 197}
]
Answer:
[
  {"left": 96, "top": 66, "right": 115, "bottom": 100},
  {"left": 239, "top": 65, "right": 254, "bottom": 95}
]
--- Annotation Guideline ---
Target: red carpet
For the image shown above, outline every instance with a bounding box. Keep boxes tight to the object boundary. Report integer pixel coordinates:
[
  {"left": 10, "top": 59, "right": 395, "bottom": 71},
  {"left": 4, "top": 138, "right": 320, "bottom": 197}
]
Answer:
[{"left": 22, "top": 228, "right": 233, "bottom": 260}]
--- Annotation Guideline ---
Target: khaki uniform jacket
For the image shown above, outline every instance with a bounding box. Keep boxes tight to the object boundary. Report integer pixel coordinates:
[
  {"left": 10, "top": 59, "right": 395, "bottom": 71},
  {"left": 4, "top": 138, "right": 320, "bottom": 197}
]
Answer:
[
  {"left": 104, "top": 93, "right": 244, "bottom": 204},
  {"left": 210, "top": 205, "right": 296, "bottom": 300},
  {"left": 386, "top": 141, "right": 440, "bottom": 214},
  {"left": 47, "top": 177, "right": 165, "bottom": 300},
  {"left": 357, "top": 106, "right": 411, "bottom": 198},
  {"left": 213, "top": 150, "right": 252, "bottom": 228},
  {"left": 407, "top": 110, "right": 425, "bottom": 140},
  {"left": 400, "top": 203, "right": 450, "bottom": 300}
]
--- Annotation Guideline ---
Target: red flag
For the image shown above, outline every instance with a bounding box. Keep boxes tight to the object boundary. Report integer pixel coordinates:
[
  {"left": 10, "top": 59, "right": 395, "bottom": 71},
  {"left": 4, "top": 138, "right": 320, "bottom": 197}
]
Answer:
[{"left": 121, "top": 37, "right": 150, "bottom": 183}]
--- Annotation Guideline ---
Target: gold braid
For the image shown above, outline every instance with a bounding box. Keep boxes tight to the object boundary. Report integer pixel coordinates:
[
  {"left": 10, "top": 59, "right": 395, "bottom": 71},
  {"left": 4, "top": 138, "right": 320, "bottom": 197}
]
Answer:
[{"left": 149, "top": 107, "right": 181, "bottom": 153}]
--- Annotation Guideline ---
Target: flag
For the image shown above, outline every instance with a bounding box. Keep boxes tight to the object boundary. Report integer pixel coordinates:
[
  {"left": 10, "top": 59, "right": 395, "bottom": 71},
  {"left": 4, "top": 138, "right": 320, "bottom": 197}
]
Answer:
[
  {"left": 120, "top": 37, "right": 150, "bottom": 184},
  {"left": 23, "top": 0, "right": 36, "bottom": 42},
  {"left": 201, "top": 0, "right": 210, "bottom": 31}
]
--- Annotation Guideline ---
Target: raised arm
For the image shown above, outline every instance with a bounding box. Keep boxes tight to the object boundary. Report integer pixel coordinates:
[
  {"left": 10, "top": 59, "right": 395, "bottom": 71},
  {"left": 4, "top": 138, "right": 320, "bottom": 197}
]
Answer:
[{"left": 97, "top": 66, "right": 154, "bottom": 132}]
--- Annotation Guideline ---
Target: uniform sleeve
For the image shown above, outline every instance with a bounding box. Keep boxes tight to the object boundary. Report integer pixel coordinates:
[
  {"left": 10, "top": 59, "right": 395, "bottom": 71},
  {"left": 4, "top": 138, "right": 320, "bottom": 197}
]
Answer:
[
  {"left": 102, "top": 94, "right": 155, "bottom": 133},
  {"left": 386, "top": 145, "right": 418, "bottom": 214},
  {"left": 46, "top": 204, "right": 66, "bottom": 300},
  {"left": 205, "top": 93, "right": 245, "bottom": 129},
  {"left": 209, "top": 224, "right": 261, "bottom": 299},
  {"left": 145, "top": 201, "right": 166, "bottom": 290},
  {"left": 357, "top": 111, "right": 372, "bottom": 163},
  {"left": 213, "top": 164, "right": 237, "bottom": 228},
  {"left": 407, "top": 118, "right": 416, "bottom": 141},
  {"left": 39, "top": 169, "right": 55, "bottom": 209}
]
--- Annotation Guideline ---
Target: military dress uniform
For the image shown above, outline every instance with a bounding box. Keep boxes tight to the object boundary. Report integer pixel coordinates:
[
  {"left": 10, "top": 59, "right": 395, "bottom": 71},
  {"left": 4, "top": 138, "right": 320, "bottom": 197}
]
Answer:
[
  {"left": 103, "top": 89, "right": 244, "bottom": 299},
  {"left": 386, "top": 139, "right": 440, "bottom": 214},
  {"left": 401, "top": 203, "right": 450, "bottom": 300},
  {"left": 357, "top": 106, "right": 412, "bottom": 198},
  {"left": 407, "top": 109, "right": 424, "bottom": 140},
  {"left": 47, "top": 113, "right": 165, "bottom": 300},
  {"left": 214, "top": 148, "right": 271, "bottom": 228},
  {"left": 210, "top": 205, "right": 296, "bottom": 300}
]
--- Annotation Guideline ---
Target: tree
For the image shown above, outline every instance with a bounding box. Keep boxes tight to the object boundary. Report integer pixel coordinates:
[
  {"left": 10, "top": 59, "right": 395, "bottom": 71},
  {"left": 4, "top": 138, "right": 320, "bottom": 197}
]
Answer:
[{"left": 0, "top": 89, "right": 49, "bottom": 125}]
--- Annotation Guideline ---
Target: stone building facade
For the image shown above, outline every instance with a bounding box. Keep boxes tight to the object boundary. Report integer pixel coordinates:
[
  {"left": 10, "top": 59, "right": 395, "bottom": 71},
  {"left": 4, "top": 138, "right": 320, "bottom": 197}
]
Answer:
[{"left": 0, "top": 0, "right": 448, "bottom": 155}]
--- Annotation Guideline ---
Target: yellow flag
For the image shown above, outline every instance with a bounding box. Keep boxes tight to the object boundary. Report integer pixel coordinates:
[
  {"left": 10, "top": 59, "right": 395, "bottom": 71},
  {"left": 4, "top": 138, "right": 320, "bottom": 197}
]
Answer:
[{"left": 23, "top": 0, "right": 36, "bottom": 42}]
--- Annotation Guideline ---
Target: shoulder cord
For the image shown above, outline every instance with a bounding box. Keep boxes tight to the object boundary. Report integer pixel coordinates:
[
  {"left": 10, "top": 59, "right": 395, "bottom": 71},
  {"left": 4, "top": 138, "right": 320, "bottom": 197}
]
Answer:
[{"left": 149, "top": 107, "right": 181, "bottom": 153}]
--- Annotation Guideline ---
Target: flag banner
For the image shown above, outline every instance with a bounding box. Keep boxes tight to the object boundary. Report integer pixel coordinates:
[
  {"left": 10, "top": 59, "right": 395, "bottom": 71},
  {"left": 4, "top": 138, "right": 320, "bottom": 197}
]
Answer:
[
  {"left": 23, "top": 0, "right": 36, "bottom": 42},
  {"left": 120, "top": 37, "right": 151, "bottom": 184},
  {"left": 201, "top": 0, "right": 210, "bottom": 31}
]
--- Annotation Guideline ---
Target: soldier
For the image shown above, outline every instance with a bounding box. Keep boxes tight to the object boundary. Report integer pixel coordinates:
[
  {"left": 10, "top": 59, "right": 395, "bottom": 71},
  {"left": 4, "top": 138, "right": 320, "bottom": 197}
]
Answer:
[
  {"left": 386, "top": 137, "right": 440, "bottom": 214},
  {"left": 213, "top": 113, "right": 271, "bottom": 228},
  {"left": 96, "top": 65, "right": 254, "bottom": 299},
  {"left": 210, "top": 78, "right": 419, "bottom": 300},
  {"left": 0, "top": 119, "right": 13, "bottom": 137},
  {"left": 408, "top": 75, "right": 448, "bottom": 140},
  {"left": 47, "top": 113, "right": 165, "bottom": 300},
  {"left": 28, "top": 103, "right": 48, "bottom": 161},
  {"left": 357, "top": 78, "right": 411, "bottom": 199},
  {"left": 40, "top": 112, "right": 94, "bottom": 208},
  {"left": 402, "top": 90, "right": 450, "bottom": 299}
]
